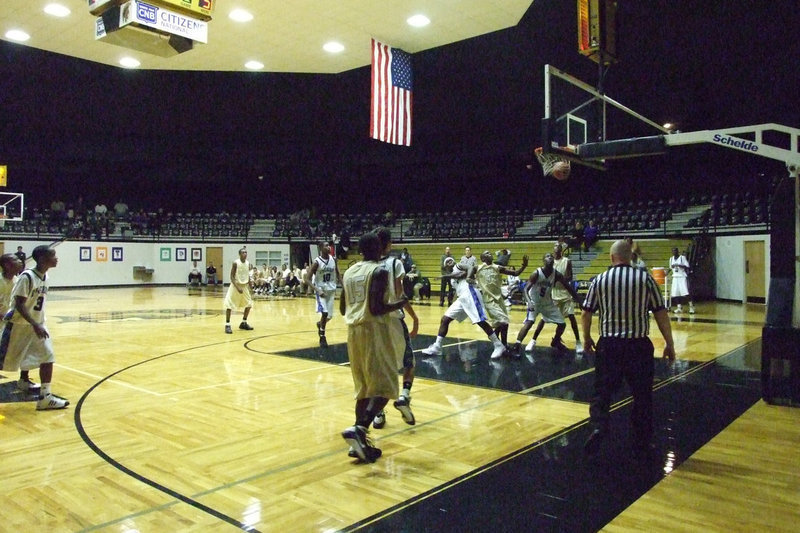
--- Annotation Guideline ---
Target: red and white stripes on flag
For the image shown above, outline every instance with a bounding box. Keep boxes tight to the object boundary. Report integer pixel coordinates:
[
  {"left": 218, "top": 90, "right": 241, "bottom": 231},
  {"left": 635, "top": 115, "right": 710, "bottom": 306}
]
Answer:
[{"left": 370, "top": 39, "right": 413, "bottom": 146}]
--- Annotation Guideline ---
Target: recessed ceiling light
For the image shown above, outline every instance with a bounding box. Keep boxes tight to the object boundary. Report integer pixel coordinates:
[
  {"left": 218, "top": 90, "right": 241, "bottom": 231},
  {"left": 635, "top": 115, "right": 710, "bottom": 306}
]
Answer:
[
  {"left": 229, "top": 9, "right": 253, "bottom": 22},
  {"left": 244, "top": 60, "right": 264, "bottom": 70},
  {"left": 119, "top": 57, "right": 140, "bottom": 68},
  {"left": 323, "top": 42, "right": 344, "bottom": 53},
  {"left": 407, "top": 14, "right": 430, "bottom": 27},
  {"left": 44, "top": 3, "right": 71, "bottom": 17},
  {"left": 5, "top": 29, "right": 30, "bottom": 42}
]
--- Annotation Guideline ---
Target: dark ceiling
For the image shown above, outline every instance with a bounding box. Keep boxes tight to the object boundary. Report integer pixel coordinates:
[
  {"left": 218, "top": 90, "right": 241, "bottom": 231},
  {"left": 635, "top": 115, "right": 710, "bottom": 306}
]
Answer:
[{"left": 1, "top": 0, "right": 797, "bottom": 213}]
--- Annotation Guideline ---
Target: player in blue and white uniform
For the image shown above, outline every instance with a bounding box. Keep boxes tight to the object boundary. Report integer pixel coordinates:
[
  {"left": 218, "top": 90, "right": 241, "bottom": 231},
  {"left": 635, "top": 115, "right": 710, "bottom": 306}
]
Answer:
[
  {"left": 306, "top": 241, "right": 341, "bottom": 347},
  {"left": 421, "top": 257, "right": 507, "bottom": 360},
  {"left": 511, "top": 253, "right": 581, "bottom": 355}
]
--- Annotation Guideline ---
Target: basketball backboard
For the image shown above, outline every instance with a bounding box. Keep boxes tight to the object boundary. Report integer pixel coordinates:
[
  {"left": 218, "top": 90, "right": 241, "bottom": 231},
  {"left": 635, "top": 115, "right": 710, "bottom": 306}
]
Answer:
[
  {"left": 0, "top": 191, "right": 25, "bottom": 222},
  {"left": 542, "top": 64, "right": 671, "bottom": 169}
]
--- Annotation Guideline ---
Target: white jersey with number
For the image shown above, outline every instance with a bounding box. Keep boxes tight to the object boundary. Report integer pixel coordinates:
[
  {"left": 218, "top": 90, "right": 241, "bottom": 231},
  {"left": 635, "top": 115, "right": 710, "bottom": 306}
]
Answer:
[
  {"left": 313, "top": 255, "right": 338, "bottom": 291},
  {"left": 527, "top": 268, "right": 556, "bottom": 310},
  {"left": 5, "top": 269, "right": 48, "bottom": 324}
]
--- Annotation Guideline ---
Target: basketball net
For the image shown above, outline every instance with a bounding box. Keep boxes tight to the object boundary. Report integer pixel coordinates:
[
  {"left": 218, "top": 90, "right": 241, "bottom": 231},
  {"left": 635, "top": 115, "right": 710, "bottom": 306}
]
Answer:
[{"left": 535, "top": 147, "right": 571, "bottom": 178}]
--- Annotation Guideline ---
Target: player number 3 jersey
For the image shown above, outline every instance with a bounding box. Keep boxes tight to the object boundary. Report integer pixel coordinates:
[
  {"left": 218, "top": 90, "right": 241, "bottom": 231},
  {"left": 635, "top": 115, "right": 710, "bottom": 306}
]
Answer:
[{"left": 4, "top": 270, "right": 48, "bottom": 325}]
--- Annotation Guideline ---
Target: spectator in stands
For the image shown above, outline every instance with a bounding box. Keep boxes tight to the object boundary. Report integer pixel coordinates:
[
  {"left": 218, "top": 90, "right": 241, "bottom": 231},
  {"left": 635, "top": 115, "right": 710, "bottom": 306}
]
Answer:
[
  {"left": 188, "top": 261, "right": 203, "bottom": 286},
  {"left": 206, "top": 262, "right": 219, "bottom": 285},
  {"left": 400, "top": 248, "right": 413, "bottom": 273},
  {"left": 404, "top": 265, "right": 425, "bottom": 302},
  {"left": 280, "top": 263, "right": 291, "bottom": 288},
  {"left": 94, "top": 202, "right": 108, "bottom": 216},
  {"left": 568, "top": 221, "right": 584, "bottom": 254},
  {"left": 339, "top": 231, "right": 351, "bottom": 259},
  {"left": 14, "top": 246, "right": 26, "bottom": 265},
  {"left": 583, "top": 219, "right": 600, "bottom": 251},
  {"left": 113, "top": 200, "right": 129, "bottom": 220},
  {"left": 439, "top": 246, "right": 454, "bottom": 307},
  {"left": 284, "top": 268, "right": 300, "bottom": 296},
  {"left": 50, "top": 199, "right": 66, "bottom": 223}
]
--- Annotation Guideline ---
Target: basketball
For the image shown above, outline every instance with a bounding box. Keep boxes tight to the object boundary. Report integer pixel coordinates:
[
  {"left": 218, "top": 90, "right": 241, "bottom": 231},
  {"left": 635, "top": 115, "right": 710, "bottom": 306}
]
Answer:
[{"left": 552, "top": 162, "right": 571, "bottom": 181}]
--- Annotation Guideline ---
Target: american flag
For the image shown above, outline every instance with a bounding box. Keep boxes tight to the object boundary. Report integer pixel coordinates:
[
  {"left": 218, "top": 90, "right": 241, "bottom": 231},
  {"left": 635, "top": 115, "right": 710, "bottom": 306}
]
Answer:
[{"left": 370, "top": 39, "right": 412, "bottom": 146}]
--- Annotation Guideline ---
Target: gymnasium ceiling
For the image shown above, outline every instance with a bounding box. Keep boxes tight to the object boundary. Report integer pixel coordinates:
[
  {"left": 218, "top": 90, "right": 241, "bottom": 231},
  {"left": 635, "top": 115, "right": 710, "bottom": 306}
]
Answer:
[{"left": 0, "top": 0, "right": 535, "bottom": 73}]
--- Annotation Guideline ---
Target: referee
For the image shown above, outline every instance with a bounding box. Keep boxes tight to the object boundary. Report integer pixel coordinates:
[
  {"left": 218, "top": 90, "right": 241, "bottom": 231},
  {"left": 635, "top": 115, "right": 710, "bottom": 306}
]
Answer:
[{"left": 581, "top": 239, "right": 676, "bottom": 455}]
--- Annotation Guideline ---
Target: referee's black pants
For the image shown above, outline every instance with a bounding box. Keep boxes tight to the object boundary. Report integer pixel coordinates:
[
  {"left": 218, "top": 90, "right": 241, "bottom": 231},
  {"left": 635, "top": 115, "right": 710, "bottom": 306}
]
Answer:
[{"left": 589, "top": 336, "right": 655, "bottom": 446}]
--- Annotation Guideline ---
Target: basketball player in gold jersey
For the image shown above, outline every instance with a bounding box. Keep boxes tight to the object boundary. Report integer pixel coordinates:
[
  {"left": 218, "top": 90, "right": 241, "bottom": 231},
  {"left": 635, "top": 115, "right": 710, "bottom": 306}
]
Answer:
[
  {"left": 339, "top": 233, "right": 408, "bottom": 463},
  {"left": 224, "top": 247, "right": 254, "bottom": 334}
]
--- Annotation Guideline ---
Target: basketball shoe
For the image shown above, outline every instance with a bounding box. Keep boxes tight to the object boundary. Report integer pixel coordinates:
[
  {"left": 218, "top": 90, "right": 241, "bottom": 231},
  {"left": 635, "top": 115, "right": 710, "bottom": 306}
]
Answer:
[
  {"left": 393, "top": 396, "right": 416, "bottom": 425},
  {"left": 525, "top": 339, "right": 537, "bottom": 352},
  {"left": 372, "top": 410, "right": 386, "bottom": 429},
  {"left": 36, "top": 394, "right": 69, "bottom": 411}
]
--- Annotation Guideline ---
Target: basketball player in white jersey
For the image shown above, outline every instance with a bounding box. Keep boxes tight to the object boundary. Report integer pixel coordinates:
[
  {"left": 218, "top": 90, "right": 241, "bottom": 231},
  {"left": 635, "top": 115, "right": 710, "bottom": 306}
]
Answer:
[
  {"left": 340, "top": 233, "right": 408, "bottom": 463},
  {"left": 530, "top": 243, "right": 583, "bottom": 353},
  {"left": 511, "top": 252, "right": 581, "bottom": 356},
  {"left": 669, "top": 247, "right": 695, "bottom": 314},
  {"left": 0, "top": 253, "right": 40, "bottom": 395},
  {"left": 0, "top": 246, "right": 68, "bottom": 410},
  {"left": 306, "top": 241, "right": 341, "bottom": 347},
  {"left": 475, "top": 250, "right": 528, "bottom": 352},
  {"left": 421, "top": 257, "right": 507, "bottom": 359},
  {"left": 371, "top": 228, "right": 419, "bottom": 429},
  {"left": 224, "top": 247, "right": 254, "bottom": 334}
]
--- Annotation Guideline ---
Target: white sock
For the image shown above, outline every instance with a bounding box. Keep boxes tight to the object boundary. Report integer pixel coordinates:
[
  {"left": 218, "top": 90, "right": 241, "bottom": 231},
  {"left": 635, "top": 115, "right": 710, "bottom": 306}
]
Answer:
[
  {"left": 41, "top": 382, "right": 52, "bottom": 397},
  {"left": 488, "top": 333, "right": 503, "bottom": 347},
  {"left": 226, "top": 322, "right": 231, "bottom": 327},
  {"left": 435, "top": 336, "right": 444, "bottom": 347},
  {"left": 401, "top": 387, "right": 410, "bottom": 398}
]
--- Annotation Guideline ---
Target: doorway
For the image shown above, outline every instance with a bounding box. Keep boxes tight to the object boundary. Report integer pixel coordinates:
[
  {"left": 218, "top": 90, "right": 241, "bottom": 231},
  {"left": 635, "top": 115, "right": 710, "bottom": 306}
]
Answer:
[
  {"left": 744, "top": 240, "right": 766, "bottom": 304},
  {"left": 205, "top": 246, "right": 224, "bottom": 283}
]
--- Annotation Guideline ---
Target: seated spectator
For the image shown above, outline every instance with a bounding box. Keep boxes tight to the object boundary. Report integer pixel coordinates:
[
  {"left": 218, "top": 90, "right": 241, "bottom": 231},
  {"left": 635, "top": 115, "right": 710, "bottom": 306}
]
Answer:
[
  {"left": 583, "top": 219, "right": 600, "bottom": 250},
  {"left": 188, "top": 261, "right": 203, "bottom": 286},
  {"left": 418, "top": 276, "right": 432, "bottom": 301},
  {"left": 284, "top": 269, "right": 300, "bottom": 296},
  {"left": 206, "top": 262, "right": 219, "bottom": 285},
  {"left": 403, "top": 264, "right": 424, "bottom": 301},
  {"left": 113, "top": 199, "right": 129, "bottom": 219},
  {"left": 400, "top": 247, "right": 413, "bottom": 273},
  {"left": 568, "top": 221, "right": 584, "bottom": 252}
]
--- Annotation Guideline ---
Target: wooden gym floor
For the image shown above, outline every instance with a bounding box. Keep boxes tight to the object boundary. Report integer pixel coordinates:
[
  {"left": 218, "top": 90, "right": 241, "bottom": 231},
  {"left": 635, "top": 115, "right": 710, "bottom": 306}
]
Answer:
[{"left": 1, "top": 286, "right": 798, "bottom": 532}]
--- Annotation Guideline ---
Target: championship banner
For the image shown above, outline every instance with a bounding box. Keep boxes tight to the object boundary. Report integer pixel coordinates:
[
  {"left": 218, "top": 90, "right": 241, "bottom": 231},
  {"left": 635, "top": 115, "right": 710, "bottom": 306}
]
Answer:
[{"left": 120, "top": 0, "right": 208, "bottom": 43}]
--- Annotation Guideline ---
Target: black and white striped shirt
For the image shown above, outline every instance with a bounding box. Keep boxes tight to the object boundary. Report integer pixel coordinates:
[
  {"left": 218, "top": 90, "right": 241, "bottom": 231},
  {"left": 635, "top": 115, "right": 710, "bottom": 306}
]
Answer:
[{"left": 582, "top": 264, "right": 665, "bottom": 338}]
